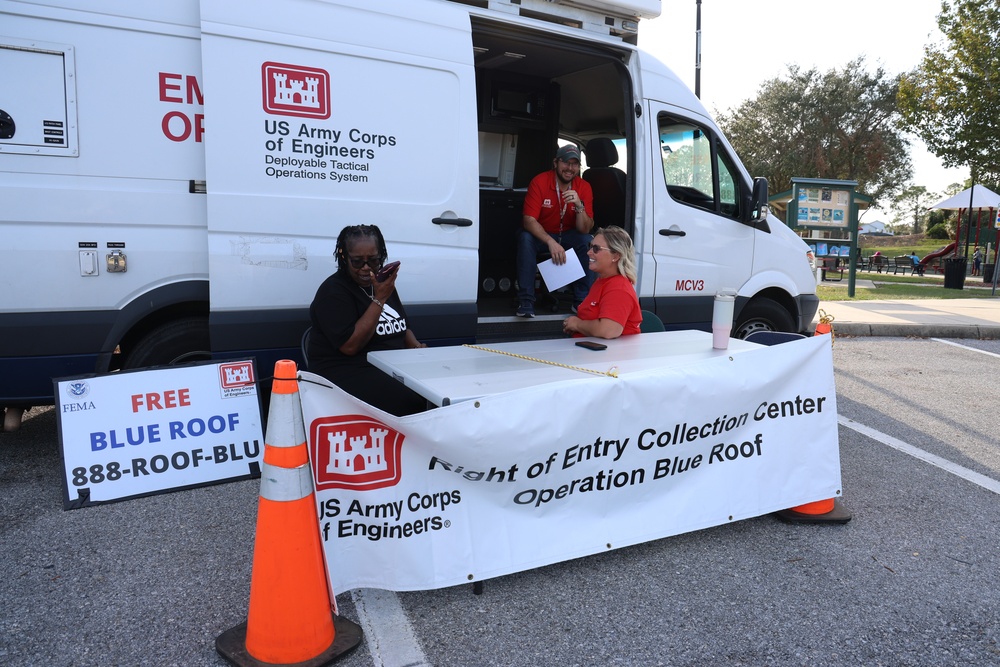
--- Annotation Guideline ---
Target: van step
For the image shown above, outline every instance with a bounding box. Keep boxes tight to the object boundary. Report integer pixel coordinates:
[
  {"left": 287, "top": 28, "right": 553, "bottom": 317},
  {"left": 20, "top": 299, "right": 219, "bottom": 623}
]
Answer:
[{"left": 476, "top": 314, "right": 566, "bottom": 343}]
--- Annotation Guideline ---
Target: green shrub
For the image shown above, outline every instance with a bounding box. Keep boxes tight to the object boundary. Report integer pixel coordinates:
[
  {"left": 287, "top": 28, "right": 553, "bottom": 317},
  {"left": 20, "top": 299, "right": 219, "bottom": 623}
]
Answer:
[{"left": 926, "top": 223, "right": 951, "bottom": 240}]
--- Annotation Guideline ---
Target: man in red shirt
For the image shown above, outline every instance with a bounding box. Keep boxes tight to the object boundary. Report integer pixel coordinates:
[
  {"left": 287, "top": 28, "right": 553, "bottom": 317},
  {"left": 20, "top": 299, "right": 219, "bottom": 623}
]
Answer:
[{"left": 516, "top": 144, "right": 595, "bottom": 317}]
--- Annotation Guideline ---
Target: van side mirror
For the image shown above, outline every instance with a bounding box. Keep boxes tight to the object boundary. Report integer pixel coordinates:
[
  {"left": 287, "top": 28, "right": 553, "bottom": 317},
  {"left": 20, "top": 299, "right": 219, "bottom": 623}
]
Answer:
[{"left": 747, "top": 177, "right": 770, "bottom": 230}]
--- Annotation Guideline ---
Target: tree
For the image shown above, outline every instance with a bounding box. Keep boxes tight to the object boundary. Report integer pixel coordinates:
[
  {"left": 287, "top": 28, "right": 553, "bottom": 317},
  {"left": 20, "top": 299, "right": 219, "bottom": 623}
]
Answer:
[
  {"left": 717, "top": 58, "right": 912, "bottom": 209},
  {"left": 898, "top": 0, "right": 1000, "bottom": 182},
  {"left": 892, "top": 185, "right": 937, "bottom": 234}
]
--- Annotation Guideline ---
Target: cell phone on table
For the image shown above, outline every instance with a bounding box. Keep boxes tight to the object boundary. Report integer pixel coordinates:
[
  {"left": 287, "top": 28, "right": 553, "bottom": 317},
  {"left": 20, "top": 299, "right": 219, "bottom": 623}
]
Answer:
[
  {"left": 575, "top": 340, "right": 607, "bottom": 351},
  {"left": 375, "top": 260, "right": 401, "bottom": 282}
]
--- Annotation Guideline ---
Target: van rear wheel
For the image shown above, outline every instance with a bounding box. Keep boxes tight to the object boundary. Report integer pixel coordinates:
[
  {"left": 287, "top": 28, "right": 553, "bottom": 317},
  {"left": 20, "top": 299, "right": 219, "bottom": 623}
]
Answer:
[
  {"left": 733, "top": 299, "right": 795, "bottom": 339},
  {"left": 123, "top": 316, "right": 211, "bottom": 370}
]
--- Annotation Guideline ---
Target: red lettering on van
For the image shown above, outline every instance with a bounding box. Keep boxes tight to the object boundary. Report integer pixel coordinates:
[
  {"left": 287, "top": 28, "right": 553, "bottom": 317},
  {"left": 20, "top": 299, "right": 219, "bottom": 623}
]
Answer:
[
  {"left": 161, "top": 111, "right": 204, "bottom": 143},
  {"left": 159, "top": 72, "right": 183, "bottom": 102},
  {"left": 675, "top": 279, "right": 705, "bottom": 292},
  {"left": 158, "top": 73, "right": 203, "bottom": 105}
]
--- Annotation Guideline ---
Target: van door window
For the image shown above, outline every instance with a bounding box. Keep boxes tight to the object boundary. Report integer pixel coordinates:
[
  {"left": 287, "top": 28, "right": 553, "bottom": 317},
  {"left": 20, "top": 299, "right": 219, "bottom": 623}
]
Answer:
[{"left": 658, "top": 115, "right": 741, "bottom": 221}]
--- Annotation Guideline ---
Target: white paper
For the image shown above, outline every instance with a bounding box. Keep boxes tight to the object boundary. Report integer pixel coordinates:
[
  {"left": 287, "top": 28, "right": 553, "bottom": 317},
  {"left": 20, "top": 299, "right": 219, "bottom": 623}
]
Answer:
[{"left": 538, "top": 250, "right": 585, "bottom": 292}]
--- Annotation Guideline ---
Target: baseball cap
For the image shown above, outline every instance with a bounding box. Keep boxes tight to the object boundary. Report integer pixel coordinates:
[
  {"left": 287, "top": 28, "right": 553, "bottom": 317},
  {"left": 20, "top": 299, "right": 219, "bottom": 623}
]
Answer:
[{"left": 555, "top": 144, "right": 581, "bottom": 162}]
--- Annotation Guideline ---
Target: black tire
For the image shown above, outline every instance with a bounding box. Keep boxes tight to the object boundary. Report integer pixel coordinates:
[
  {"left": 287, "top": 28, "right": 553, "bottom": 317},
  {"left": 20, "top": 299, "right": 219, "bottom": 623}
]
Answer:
[
  {"left": 732, "top": 299, "right": 795, "bottom": 339},
  {"left": 123, "top": 316, "right": 211, "bottom": 370}
]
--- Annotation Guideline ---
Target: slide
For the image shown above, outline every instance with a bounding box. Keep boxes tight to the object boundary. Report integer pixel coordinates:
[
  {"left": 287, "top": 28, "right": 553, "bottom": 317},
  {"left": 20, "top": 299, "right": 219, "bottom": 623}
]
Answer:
[{"left": 920, "top": 242, "right": 957, "bottom": 268}]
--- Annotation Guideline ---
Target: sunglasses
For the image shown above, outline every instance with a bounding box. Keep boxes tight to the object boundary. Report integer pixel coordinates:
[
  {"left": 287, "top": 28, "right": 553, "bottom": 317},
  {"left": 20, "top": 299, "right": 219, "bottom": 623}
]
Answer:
[
  {"left": 347, "top": 255, "right": 384, "bottom": 270},
  {"left": 588, "top": 243, "right": 611, "bottom": 254}
]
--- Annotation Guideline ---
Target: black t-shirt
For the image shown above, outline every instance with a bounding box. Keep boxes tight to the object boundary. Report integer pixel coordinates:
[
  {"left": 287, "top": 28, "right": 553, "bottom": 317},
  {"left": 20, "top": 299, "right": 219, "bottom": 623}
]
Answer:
[{"left": 308, "top": 270, "right": 410, "bottom": 381}]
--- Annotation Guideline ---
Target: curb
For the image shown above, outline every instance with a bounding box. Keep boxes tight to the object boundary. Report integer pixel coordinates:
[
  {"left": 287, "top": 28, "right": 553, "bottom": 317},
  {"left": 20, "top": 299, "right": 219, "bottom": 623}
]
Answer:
[{"left": 830, "top": 323, "right": 1000, "bottom": 339}]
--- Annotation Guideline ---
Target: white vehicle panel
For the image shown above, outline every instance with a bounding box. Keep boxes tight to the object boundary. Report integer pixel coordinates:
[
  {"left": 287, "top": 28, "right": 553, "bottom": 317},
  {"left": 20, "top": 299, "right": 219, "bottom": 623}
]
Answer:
[{"left": 199, "top": 0, "right": 479, "bottom": 312}]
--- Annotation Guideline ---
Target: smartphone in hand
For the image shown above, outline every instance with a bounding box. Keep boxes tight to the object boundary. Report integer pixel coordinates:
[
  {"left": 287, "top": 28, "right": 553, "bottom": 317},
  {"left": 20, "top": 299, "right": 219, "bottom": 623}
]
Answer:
[{"left": 375, "top": 260, "right": 401, "bottom": 282}]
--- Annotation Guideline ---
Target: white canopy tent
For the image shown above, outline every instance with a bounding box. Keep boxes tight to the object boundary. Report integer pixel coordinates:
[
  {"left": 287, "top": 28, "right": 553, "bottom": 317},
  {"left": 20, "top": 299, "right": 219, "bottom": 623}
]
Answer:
[
  {"left": 929, "top": 185, "right": 1000, "bottom": 211},
  {"left": 929, "top": 185, "right": 999, "bottom": 289}
]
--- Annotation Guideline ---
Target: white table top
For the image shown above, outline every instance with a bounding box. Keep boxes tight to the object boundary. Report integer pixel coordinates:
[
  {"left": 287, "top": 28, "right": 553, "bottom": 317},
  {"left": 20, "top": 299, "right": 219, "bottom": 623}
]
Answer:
[{"left": 368, "top": 330, "right": 760, "bottom": 406}]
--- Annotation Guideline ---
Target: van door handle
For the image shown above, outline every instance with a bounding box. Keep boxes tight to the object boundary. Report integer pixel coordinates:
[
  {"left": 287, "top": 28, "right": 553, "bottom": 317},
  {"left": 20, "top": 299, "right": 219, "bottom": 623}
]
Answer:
[
  {"left": 659, "top": 228, "right": 687, "bottom": 237},
  {"left": 432, "top": 217, "right": 473, "bottom": 227}
]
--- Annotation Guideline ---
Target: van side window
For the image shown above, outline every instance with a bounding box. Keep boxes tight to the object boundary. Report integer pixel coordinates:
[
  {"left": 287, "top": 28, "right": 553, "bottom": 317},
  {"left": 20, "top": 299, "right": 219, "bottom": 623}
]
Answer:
[{"left": 658, "top": 115, "right": 741, "bottom": 220}]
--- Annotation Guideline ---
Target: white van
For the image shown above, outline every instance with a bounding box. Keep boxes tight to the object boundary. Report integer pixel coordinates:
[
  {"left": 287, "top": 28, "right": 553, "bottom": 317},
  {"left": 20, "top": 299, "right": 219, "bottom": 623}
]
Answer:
[{"left": 0, "top": 0, "right": 818, "bottom": 406}]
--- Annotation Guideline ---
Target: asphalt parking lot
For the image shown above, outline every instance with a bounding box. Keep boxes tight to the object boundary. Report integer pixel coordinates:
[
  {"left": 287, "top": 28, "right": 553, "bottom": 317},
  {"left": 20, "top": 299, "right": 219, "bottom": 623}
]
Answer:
[{"left": 2, "top": 336, "right": 999, "bottom": 666}]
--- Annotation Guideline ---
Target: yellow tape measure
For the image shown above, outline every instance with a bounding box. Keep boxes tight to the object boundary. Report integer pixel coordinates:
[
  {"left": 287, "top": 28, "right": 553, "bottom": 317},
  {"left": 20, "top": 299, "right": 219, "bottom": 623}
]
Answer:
[{"left": 462, "top": 344, "right": 618, "bottom": 378}]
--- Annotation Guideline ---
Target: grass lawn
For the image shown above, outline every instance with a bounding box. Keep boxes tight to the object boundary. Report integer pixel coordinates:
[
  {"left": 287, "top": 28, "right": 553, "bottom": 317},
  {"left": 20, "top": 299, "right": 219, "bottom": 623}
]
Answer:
[{"left": 816, "top": 270, "right": 999, "bottom": 301}]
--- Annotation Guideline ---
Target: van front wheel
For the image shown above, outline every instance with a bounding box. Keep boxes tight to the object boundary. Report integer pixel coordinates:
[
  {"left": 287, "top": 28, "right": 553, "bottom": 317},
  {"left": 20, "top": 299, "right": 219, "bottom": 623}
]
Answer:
[
  {"left": 123, "top": 316, "right": 211, "bottom": 370},
  {"left": 733, "top": 299, "right": 795, "bottom": 339}
]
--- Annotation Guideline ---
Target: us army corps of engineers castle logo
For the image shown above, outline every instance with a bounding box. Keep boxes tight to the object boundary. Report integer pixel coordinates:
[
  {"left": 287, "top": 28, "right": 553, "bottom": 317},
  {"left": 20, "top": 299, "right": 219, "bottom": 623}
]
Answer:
[
  {"left": 261, "top": 61, "right": 330, "bottom": 119},
  {"left": 310, "top": 416, "right": 404, "bottom": 491}
]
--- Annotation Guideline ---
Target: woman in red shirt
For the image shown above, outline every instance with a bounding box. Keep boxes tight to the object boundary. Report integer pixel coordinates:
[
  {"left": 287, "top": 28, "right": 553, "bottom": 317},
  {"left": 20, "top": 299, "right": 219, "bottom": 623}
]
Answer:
[{"left": 562, "top": 225, "right": 642, "bottom": 338}]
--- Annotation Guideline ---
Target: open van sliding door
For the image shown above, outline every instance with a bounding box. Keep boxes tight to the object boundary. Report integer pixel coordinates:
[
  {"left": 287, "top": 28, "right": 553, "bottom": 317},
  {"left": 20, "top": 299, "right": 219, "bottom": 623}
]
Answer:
[
  {"left": 199, "top": 0, "right": 479, "bottom": 356},
  {"left": 647, "top": 102, "right": 754, "bottom": 329}
]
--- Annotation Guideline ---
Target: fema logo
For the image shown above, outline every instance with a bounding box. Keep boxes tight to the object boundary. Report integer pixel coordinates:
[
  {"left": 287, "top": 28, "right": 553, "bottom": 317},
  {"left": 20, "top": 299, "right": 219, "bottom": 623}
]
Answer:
[
  {"left": 65, "top": 381, "right": 90, "bottom": 399},
  {"left": 261, "top": 61, "right": 331, "bottom": 119},
  {"left": 310, "top": 415, "right": 404, "bottom": 491}
]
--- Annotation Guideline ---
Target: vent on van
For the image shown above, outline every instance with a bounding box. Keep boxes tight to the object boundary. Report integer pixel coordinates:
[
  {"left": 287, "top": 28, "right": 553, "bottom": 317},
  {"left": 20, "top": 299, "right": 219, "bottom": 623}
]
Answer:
[{"left": 447, "top": 0, "right": 646, "bottom": 42}]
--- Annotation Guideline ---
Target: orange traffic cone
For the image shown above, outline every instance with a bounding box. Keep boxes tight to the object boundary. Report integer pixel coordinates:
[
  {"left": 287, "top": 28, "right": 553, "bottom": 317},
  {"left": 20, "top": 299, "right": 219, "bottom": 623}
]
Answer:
[
  {"left": 774, "top": 308, "right": 850, "bottom": 523},
  {"left": 216, "top": 360, "right": 362, "bottom": 666},
  {"left": 775, "top": 495, "right": 852, "bottom": 524},
  {"left": 814, "top": 308, "right": 834, "bottom": 343}
]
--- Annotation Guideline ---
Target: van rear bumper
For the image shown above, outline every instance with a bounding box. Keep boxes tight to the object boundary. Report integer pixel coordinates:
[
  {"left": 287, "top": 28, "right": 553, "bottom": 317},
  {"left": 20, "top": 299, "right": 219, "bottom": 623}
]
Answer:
[{"left": 796, "top": 294, "right": 820, "bottom": 334}]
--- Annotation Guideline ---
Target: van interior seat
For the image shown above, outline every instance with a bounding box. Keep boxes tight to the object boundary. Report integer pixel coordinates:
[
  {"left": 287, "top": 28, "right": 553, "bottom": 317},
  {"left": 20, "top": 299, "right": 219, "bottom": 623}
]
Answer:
[{"left": 583, "top": 138, "right": 626, "bottom": 229}]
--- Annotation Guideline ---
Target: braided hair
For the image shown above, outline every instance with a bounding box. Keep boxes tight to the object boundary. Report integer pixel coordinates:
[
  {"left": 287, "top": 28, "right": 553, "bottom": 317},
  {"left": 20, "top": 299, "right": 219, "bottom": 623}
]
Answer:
[{"left": 334, "top": 224, "right": 388, "bottom": 273}]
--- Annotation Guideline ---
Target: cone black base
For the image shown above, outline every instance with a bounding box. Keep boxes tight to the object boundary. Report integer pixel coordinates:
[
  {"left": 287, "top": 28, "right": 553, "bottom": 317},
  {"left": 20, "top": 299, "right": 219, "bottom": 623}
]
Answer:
[
  {"left": 216, "top": 615, "right": 363, "bottom": 667},
  {"left": 774, "top": 498, "right": 852, "bottom": 524}
]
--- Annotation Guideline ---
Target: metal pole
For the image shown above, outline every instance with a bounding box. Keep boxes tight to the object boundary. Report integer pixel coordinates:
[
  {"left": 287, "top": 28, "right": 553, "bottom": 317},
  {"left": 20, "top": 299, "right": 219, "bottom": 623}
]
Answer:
[
  {"left": 695, "top": 0, "right": 702, "bottom": 99},
  {"left": 965, "top": 180, "right": 974, "bottom": 260}
]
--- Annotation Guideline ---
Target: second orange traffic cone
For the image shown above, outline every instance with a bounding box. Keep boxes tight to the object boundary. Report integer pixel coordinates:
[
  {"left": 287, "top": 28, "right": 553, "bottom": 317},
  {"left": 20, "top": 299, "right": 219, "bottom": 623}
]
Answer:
[
  {"left": 776, "top": 495, "right": 852, "bottom": 524},
  {"left": 814, "top": 308, "right": 834, "bottom": 341},
  {"left": 773, "top": 309, "right": 850, "bottom": 523},
  {"left": 216, "top": 360, "right": 362, "bottom": 666}
]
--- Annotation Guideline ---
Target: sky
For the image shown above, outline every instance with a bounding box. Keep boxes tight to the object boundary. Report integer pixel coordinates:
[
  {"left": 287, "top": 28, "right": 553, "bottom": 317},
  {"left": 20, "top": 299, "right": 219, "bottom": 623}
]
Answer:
[{"left": 637, "top": 0, "right": 968, "bottom": 223}]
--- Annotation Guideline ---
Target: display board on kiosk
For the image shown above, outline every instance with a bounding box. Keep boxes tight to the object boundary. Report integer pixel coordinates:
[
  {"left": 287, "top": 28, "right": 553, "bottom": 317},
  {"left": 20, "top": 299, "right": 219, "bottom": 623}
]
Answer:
[
  {"left": 55, "top": 359, "right": 264, "bottom": 510},
  {"left": 787, "top": 177, "right": 868, "bottom": 296}
]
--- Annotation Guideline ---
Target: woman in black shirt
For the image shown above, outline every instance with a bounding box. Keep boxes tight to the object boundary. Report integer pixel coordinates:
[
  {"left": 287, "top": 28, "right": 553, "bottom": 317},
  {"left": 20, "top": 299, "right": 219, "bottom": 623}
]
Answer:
[{"left": 308, "top": 224, "right": 427, "bottom": 416}]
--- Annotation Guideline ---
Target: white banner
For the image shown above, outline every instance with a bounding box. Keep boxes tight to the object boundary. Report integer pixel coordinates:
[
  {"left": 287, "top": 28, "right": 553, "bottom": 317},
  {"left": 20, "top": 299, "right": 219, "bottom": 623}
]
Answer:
[
  {"left": 298, "top": 336, "right": 840, "bottom": 593},
  {"left": 57, "top": 360, "right": 264, "bottom": 509}
]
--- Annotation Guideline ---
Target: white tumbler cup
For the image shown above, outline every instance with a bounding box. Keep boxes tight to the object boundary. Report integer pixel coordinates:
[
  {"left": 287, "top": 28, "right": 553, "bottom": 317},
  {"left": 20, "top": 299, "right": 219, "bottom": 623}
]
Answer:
[{"left": 712, "top": 290, "right": 736, "bottom": 349}]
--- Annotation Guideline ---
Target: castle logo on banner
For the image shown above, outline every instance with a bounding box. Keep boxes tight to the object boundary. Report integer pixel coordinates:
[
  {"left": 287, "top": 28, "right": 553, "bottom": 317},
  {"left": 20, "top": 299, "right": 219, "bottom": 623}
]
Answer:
[{"left": 310, "top": 415, "right": 404, "bottom": 491}]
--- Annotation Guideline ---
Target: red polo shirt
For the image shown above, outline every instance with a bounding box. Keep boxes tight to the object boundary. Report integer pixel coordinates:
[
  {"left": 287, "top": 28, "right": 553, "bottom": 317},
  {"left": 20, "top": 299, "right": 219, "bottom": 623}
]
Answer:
[{"left": 523, "top": 171, "right": 594, "bottom": 235}]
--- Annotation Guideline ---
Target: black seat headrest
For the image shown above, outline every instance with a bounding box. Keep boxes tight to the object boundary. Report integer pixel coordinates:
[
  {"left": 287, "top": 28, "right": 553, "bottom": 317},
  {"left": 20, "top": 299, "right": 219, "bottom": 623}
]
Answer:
[{"left": 585, "top": 138, "right": 619, "bottom": 169}]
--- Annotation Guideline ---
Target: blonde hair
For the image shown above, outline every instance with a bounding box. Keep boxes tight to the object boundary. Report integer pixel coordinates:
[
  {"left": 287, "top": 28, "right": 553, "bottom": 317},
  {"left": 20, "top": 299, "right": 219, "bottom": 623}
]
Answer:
[{"left": 597, "top": 225, "right": 637, "bottom": 284}]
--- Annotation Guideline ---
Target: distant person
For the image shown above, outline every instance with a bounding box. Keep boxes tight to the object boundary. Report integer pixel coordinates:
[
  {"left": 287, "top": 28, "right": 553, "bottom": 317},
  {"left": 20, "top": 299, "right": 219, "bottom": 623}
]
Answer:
[
  {"left": 871, "top": 250, "right": 884, "bottom": 273},
  {"left": 909, "top": 252, "right": 924, "bottom": 276},
  {"left": 562, "top": 226, "right": 641, "bottom": 339},
  {"left": 308, "top": 224, "right": 428, "bottom": 416},
  {"left": 973, "top": 247, "right": 982, "bottom": 276},
  {"left": 516, "top": 144, "right": 595, "bottom": 318}
]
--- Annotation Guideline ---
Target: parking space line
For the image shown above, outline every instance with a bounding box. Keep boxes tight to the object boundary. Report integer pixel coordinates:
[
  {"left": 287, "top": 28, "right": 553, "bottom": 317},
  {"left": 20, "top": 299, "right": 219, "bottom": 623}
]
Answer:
[
  {"left": 351, "top": 588, "right": 429, "bottom": 667},
  {"left": 932, "top": 338, "right": 1000, "bottom": 358},
  {"left": 838, "top": 415, "right": 1000, "bottom": 496}
]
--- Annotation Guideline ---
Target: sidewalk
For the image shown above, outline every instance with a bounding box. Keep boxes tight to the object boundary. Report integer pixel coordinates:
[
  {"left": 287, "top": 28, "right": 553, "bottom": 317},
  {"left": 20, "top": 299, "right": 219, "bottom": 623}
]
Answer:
[{"left": 811, "top": 297, "right": 1000, "bottom": 338}]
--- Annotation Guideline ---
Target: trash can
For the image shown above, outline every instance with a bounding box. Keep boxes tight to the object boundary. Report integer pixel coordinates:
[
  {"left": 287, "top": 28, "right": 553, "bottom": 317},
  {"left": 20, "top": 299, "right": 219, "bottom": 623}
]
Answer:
[
  {"left": 943, "top": 257, "right": 967, "bottom": 290},
  {"left": 984, "top": 263, "right": 995, "bottom": 283}
]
